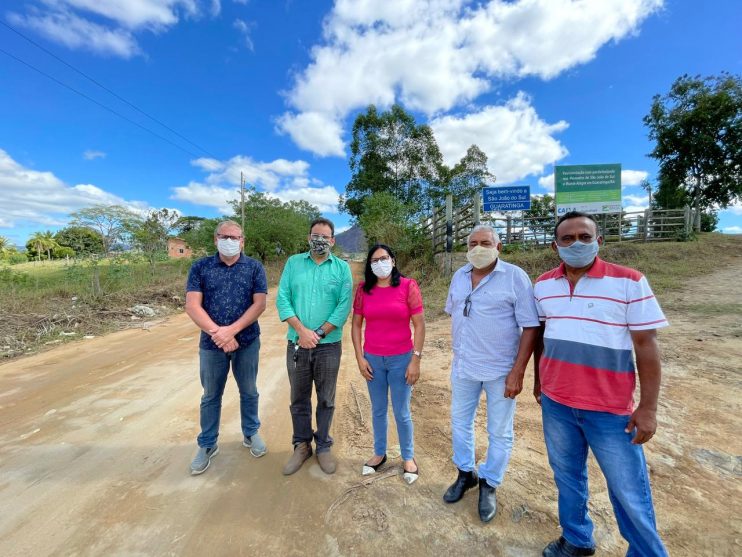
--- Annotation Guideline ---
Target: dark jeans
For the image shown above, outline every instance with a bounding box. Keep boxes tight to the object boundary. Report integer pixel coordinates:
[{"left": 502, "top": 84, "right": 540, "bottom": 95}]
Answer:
[
  {"left": 286, "top": 340, "right": 342, "bottom": 453},
  {"left": 197, "top": 338, "right": 260, "bottom": 448}
]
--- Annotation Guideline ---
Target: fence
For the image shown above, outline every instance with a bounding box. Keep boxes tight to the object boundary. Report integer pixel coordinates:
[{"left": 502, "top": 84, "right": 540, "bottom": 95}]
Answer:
[{"left": 424, "top": 194, "right": 696, "bottom": 270}]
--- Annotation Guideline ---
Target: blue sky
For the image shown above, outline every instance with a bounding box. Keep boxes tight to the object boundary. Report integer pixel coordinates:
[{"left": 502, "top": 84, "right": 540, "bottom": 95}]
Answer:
[{"left": 1, "top": 0, "right": 741, "bottom": 247}]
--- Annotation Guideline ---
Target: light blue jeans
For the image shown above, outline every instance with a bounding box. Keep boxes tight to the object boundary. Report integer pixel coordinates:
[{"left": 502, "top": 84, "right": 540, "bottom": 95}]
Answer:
[
  {"left": 364, "top": 351, "right": 414, "bottom": 461},
  {"left": 451, "top": 373, "right": 515, "bottom": 487},
  {"left": 542, "top": 394, "right": 668, "bottom": 556},
  {"left": 197, "top": 338, "right": 260, "bottom": 448}
]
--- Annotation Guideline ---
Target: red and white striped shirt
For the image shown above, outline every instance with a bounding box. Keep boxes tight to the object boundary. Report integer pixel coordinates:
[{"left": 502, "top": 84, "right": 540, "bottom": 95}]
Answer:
[{"left": 534, "top": 257, "right": 668, "bottom": 415}]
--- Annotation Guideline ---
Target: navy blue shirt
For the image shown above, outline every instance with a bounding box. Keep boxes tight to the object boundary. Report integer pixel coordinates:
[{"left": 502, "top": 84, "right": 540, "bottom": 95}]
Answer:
[{"left": 186, "top": 253, "right": 268, "bottom": 350}]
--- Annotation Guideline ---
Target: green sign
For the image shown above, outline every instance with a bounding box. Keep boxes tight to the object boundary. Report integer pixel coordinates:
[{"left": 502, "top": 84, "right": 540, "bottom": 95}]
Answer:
[{"left": 555, "top": 163, "right": 622, "bottom": 215}]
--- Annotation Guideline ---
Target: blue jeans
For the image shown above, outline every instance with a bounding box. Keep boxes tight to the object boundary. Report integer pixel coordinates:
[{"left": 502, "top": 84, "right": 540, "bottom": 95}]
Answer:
[
  {"left": 197, "top": 338, "right": 260, "bottom": 448},
  {"left": 541, "top": 394, "right": 668, "bottom": 556},
  {"left": 364, "top": 351, "right": 415, "bottom": 461},
  {"left": 451, "top": 373, "right": 515, "bottom": 487}
]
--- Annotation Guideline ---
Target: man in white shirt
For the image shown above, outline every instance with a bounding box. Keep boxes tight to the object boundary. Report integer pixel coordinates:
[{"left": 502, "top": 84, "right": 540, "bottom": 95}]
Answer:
[{"left": 443, "top": 224, "right": 540, "bottom": 523}]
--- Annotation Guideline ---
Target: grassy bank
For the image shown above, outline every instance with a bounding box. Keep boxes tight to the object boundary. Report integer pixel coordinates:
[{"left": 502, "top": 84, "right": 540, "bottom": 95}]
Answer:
[{"left": 0, "top": 256, "right": 285, "bottom": 359}]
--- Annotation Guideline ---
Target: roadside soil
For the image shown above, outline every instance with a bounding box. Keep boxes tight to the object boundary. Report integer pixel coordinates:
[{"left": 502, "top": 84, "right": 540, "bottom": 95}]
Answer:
[{"left": 0, "top": 260, "right": 740, "bottom": 556}]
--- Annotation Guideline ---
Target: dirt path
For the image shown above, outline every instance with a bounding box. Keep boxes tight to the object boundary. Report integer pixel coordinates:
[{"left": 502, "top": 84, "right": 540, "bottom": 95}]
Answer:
[{"left": 1, "top": 259, "right": 740, "bottom": 556}]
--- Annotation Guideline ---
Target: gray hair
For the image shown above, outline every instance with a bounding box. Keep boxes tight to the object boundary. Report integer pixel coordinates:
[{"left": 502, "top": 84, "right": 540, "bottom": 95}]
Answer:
[
  {"left": 214, "top": 220, "right": 243, "bottom": 236},
  {"left": 467, "top": 224, "right": 501, "bottom": 245}
]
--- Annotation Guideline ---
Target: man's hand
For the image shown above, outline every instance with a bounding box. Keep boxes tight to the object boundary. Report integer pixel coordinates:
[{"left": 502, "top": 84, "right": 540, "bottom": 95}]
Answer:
[
  {"left": 533, "top": 381, "right": 542, "bottom": 405},
  {"left": 504, "top": 368, "right": 524, "bottom": 399},
  {"left": 405, "top": 358, "right": 420, "bottom": 386},
  {"left": 210, "top": 326, "right": 236, "bottom": 348},
  {"left": 222, "top": 339, "right": 239, "bottom": 353},
  {"left": 296, "top": 325, "right": 319, "bottom": 349},
  {"left": 626, "top": 406, "right": 657, "bottom": 444},
  {"left": 357, "top": 357, "right": 373, "bottom": 381}
]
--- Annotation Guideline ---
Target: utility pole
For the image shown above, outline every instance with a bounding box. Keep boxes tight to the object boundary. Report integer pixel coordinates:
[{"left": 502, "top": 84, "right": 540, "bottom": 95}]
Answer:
[{"left": 240, "top": 171, "right": 246, "bottom": 232}]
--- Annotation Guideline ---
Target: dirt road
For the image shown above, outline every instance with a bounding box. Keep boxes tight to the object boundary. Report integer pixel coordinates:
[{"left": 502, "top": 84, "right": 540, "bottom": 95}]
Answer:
[{"left": 1, "top": 260, "right": 740, "bottom": 556}]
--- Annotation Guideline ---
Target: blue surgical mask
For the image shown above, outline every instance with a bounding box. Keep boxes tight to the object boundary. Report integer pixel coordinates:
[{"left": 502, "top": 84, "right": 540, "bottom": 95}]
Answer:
[{"left": 557, "top": 239, "right": 599, "bottom": 268}]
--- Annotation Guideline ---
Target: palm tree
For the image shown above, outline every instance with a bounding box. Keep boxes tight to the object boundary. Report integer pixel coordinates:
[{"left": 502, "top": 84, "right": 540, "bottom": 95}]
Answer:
[
  {"left": 29, "top": 231, "right": 59, "bottom": 261},
  {"left": 0, "top": 235, "right": 8, "bottom": 256}
]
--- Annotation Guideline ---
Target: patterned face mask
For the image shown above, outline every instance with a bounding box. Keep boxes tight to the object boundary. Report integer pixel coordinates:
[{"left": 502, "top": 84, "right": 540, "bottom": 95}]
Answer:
[{"left": 309, "top": 237, "right": 331, "bottom": 255}]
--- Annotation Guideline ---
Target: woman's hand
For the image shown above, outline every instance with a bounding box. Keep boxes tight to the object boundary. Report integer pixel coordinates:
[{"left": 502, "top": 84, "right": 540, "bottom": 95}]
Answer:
[
  {"left": 405, "top": 357, "right": 420, "bottom": 386},
  {"left": 357, "top": 357, "right": 373, "bottom": 381}
]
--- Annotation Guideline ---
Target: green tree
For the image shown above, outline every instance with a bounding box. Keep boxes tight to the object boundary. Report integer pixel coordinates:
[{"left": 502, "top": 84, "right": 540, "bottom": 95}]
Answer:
[
  {"left": 523, "top": 194, "right": 555, "bottom": 243},
  {"left": 342, "top": 104, "right": 443, "bottom": 218},
  {"left": 55, "top": 226, "right": 105, "bottom": 256},
  {"left": 229, "top": 189, "right": 321, "bottom": 262},
  {"left": 0, "top": 235, "right": 8, "bottom": 256},
  {"left": 26, "top": 231, "right": 60, "bottom": 261},
  {"left": 644, "top": 73, "right": 742, "bottom": 230},
  {"left": 357, "top": 192, "right": 428, "bottom": 264},
  {"left": 69, "top": 204, "right": 140, "bottom": 254},
  {"left": 433, "top": 145, "right": 495, "bottom": 205},
  {"left": 174, "top": 216, "right": 218, "bottom": 255},
  {"left": 129, "top": 209, "right": 179, "bottom": 269}
]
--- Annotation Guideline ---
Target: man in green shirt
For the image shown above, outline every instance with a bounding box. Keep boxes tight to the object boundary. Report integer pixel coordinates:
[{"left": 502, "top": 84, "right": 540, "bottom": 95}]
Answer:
[{"left": 276, "top": 217, "right": 353, "bottom": 475}]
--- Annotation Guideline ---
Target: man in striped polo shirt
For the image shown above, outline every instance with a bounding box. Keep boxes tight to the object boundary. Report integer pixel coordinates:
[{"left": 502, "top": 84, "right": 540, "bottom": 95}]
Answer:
[{"left": 534, "top": 212, "right": 669, "bottom": 557}]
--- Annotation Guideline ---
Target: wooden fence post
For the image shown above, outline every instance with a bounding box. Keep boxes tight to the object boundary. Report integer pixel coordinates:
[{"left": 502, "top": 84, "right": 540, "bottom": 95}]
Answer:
[
  {"left": 472, "top": 192, "right": 480, "bottom": 226},
  {"left": 684, "top": 206, "right": 690, "bottom": 237},
  {"left": 506, "top": 214, "right": 512, "bottom": 244},
  {"left": 643, "top": 209, "right": 650, "bottom": 241},
  {"left": 445, "top": 194, "right": 453, "bottom": 275}
]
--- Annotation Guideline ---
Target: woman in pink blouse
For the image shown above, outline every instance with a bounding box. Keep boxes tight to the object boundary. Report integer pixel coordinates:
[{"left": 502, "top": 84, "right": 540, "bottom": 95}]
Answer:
[{"left": 351, "top": 244, "right": 426, "bottom": 484}]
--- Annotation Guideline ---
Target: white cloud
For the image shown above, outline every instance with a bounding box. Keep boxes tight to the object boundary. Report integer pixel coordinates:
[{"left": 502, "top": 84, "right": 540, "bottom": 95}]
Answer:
[
  {"left": 622, "top": 169, "right": 649, "bottom": 187},
  {"left": 9, "top": 9, "right": 141, "bottom": 58},
  {"left": 622, "top": 194, "right": 649, "bottom": 207},
  {"left": 0, "top": 148, "right": 151, "bottom": 230},
  {"left": 233, "top": 18, "right": 254, "bottom": 51},
  {"left": 431, "top": 94, "right": 568, "bottom": 183},
  {"left": 10, "top": 1, "right": 217, "bottom": 57},
  {"left": 83, "top": 150, "right": 106, "bottom": 160},
  {"left": 538, "top": 173, "right": 555, "bottom": 193},
  {"left": 723, "top": 199, "right": 742, "bottom": 215},
  {"left": 276, "top": 112, "right": 346, "bottom": 157},
  {"left": 722, "top": 225, "right": 742, "bottom": 234},
  {"left": 171, "top": 154, "right": 341, "bottom": 213},
  {"left": 279, "top": 0, "right": 663, "bottom": 155},
  {"left": 622, "top": 205, "right": 648, "bottom": 214}
]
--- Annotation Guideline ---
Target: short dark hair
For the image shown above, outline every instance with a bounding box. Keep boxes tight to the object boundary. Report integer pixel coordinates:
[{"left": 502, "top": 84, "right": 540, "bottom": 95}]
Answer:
[
  {"left": 309, "top": 217, "right": 335, "bottom": 237},
  {"left": 554, "top": 211, "right": 598, "bottom": 237},
  {"left": 363, "top": 244, "right": 403, "bottom": 293}
]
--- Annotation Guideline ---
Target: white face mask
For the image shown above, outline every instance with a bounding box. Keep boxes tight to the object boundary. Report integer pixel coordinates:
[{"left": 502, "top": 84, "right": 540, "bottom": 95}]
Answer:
[
  {"left": 466, "top": 245, "right": 498, "bottom": 269},
  {"left": 371, "top": 258, "right": 394, "bottom": 278},
  {"left": 217, "top": 238, "right": 241, "bottom": 257}
]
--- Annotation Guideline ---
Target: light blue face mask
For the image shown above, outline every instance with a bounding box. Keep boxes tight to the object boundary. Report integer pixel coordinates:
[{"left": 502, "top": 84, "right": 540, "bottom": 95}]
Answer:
[{"left": 557, "top": 239, "right": 599, "bottom": 268}]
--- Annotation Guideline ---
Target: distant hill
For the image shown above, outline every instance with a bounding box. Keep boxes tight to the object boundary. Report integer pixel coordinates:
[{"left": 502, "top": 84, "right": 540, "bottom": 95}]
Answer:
[{"left": 335, "top": 224, "right": 366, "bottom": 254}]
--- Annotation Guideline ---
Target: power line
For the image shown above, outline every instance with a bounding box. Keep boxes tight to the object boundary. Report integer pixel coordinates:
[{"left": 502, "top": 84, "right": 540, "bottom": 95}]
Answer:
[
  {"left": 0, "top": 46, "right": 204, "bottom": 159},
  {"left": 0, "top": 19, "right": 218, "bottom": 159}
]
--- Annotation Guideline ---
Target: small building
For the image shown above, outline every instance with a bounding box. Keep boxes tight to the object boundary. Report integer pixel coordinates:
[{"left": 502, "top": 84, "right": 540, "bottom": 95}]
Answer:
[{"left": 167, "top": 237, "right": 192, "bottom": 258}]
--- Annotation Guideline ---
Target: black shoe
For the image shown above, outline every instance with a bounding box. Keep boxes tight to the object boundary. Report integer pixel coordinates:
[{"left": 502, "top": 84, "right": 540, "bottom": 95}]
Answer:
[
  {"left": 443, "top": 469, "right": 478, "bottom": 503},
  {"left": 542, "top": 537, "right": 596, "bottom": 557},
  {"left": 361, "top": 454, "right": 387, "bottom": 476},
  {"left": 478, "top": 478, "right": 497, "bottom": 523}
]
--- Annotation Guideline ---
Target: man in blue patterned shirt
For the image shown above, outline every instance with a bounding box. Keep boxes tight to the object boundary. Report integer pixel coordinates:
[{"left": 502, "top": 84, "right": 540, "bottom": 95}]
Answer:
[{"left": 185, "top": 220, "right": 268, "bottom": 475}]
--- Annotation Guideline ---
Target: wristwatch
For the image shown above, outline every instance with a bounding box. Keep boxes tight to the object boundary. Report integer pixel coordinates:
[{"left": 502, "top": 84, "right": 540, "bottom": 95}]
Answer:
[
  {"left": 413, "top": 350, "right": 422, "bottom": 358},
  {"left": 314, "top": 327, "right": 326, "bottom": 339}
]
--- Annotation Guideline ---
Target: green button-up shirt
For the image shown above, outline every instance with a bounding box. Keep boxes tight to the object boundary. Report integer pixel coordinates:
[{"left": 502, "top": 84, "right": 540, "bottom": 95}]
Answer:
[{"left": 276, "top": 251, "right": 353, "bottom": 344}]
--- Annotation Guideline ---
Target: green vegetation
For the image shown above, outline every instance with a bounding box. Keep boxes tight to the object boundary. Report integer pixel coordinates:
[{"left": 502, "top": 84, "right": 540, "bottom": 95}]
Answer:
[{"left": 644, "top": 73, "right": 742, "bottom": 230}]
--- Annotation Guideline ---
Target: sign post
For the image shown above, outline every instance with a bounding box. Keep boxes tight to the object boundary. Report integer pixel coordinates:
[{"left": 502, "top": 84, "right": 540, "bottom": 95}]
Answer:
[{"left": 555, "top": 163, "right": 621, "bottom": 216}]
